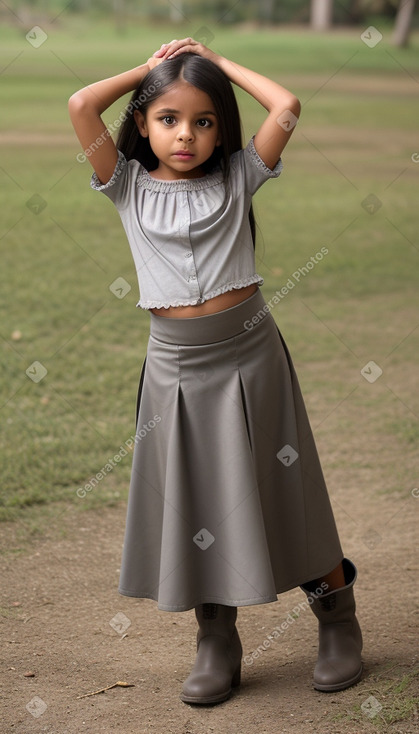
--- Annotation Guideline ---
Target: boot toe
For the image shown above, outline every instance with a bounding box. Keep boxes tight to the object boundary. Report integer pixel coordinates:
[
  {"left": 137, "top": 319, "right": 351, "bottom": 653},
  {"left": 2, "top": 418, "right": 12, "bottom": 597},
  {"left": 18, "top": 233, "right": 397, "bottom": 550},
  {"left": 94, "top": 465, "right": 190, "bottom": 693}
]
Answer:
[
  {"left": 181, "top": 671, "right": 233, "bottom": 705},
  {"left": 314, "top": 658, "right": 363, "bottom": 692}
]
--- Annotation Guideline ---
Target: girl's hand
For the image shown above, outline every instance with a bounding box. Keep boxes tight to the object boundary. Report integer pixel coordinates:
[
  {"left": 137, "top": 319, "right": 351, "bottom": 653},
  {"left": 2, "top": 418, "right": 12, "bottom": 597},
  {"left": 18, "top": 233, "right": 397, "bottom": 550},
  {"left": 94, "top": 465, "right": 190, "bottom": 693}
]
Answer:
[
  {"left": 146, "top": 54, "right": 165, "bottom": 71},
  {"left": 152, "top": 38, "right": 221, "bottom": 66}
]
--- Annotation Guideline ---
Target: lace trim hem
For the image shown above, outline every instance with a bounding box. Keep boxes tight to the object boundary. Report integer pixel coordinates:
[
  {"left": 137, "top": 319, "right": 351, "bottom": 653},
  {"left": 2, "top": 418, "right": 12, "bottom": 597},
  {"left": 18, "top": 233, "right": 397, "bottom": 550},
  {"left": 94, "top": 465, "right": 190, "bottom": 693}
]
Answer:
[
  {"left": 90, "top": 149, "right": 127, "bottom": 191},
  {"left": 246, "top": 135, "right": 283, "bottom": 177},
  {"left": 136, "top": 275, "right": 264, "bottom": 310}
]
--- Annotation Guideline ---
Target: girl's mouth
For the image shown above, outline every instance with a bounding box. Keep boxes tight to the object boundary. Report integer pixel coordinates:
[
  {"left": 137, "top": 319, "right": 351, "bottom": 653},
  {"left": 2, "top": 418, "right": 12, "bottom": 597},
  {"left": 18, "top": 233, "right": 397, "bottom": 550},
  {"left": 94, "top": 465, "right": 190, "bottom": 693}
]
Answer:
[{"left": 174, "top": 151, "right": 194, "bottom": 160}]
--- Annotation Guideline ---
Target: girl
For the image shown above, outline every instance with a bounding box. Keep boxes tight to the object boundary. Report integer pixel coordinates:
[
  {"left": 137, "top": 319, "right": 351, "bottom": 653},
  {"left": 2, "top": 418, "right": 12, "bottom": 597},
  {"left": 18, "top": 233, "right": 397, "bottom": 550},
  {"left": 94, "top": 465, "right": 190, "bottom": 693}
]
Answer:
[{"left": 68, "top": 37, "right": 362, "bottom": 705}]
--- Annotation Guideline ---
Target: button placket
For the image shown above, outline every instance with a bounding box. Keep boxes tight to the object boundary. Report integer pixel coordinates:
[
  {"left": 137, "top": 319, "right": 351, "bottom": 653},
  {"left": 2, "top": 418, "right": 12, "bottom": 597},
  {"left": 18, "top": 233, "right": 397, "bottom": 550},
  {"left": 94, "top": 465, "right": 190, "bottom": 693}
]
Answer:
[
  {"left": 184, "top": 193, "right": 201, "bottom": 297},
  {"left": 186, "top": 253, "right": 198, "bottom": 285}
]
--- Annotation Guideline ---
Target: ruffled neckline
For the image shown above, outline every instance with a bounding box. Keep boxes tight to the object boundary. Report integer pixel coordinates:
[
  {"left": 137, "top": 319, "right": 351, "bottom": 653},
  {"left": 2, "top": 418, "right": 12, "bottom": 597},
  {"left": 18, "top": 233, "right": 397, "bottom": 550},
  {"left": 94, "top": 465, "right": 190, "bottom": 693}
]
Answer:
[{"left": 136, "top": 164, "right": 225, "bottom": 193}]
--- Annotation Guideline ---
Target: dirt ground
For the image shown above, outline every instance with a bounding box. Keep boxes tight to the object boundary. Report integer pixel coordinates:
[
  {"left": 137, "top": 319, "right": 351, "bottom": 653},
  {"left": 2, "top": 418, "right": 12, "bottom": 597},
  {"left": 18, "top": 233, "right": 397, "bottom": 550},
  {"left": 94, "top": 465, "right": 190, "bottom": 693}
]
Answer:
[{"left": 1, "top": 477, "right": 418, "bottom": 734}]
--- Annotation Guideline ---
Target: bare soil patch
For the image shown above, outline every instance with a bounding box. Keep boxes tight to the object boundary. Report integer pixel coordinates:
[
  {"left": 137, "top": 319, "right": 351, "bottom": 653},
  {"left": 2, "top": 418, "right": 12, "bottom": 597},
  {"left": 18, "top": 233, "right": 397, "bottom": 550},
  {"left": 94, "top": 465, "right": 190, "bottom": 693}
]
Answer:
[{"left": 1, "top": 453, "right": 418, "bottom": 734}]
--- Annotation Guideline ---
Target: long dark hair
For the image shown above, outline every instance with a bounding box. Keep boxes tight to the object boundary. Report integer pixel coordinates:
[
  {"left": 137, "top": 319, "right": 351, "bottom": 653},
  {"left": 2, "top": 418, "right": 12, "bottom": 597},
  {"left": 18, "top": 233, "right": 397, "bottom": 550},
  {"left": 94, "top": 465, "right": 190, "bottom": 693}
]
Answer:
[{"left": 116, "top": 53, "right": 256, "bottom": 246}]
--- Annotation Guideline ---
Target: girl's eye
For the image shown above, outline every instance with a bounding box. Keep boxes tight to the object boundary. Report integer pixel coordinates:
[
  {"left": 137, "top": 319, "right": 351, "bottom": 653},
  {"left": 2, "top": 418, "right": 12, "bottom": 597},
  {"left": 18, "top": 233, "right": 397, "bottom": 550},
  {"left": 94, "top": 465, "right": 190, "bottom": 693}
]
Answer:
[
  {"left": 161, "top": 116, "right": 175, "bottom": 125},
  {"left": 158, "top": 116, "right": 212, "bottom": 128}
]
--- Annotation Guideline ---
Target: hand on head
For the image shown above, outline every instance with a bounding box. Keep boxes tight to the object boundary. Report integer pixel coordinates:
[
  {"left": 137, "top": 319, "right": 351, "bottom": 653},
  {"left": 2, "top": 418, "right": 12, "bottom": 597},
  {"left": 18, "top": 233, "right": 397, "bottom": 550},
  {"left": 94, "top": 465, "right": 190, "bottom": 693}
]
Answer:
[{"left": 149, "top": 37, "right": 220, "bottom": 67}]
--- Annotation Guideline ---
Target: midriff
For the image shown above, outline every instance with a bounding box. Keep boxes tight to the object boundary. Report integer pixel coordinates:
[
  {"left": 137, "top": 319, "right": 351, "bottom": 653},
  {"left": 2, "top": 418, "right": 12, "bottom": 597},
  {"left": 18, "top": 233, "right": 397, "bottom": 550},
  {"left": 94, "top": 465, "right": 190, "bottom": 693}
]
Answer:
[{"left": 150, "top": 284, "right": 258, "bottom": 318}]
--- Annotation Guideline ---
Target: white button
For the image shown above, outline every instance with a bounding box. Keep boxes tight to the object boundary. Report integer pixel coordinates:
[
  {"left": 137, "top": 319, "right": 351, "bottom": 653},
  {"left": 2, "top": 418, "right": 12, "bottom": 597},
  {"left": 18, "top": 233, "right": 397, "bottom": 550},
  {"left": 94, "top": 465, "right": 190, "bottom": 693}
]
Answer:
[
  {"left": 189, "top": 275, "right": 197, "bottom": 281},
  {"left": 185, "top": 252, "right": 192, "bottom": 258}
]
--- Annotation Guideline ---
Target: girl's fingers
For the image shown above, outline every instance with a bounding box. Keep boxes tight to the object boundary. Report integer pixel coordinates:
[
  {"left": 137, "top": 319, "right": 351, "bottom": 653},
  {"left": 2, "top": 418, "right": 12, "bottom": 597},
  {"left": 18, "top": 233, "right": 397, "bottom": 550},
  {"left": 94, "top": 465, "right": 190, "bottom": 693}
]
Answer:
[
  {"left": 152, "top": 37, "right": 210, "bottom": 62},
  {"left": 162, "top": 37, "right": 200, "bottom": 59},
  {"left": 153, "top": 43, "right": 169, "bottom": 58}
]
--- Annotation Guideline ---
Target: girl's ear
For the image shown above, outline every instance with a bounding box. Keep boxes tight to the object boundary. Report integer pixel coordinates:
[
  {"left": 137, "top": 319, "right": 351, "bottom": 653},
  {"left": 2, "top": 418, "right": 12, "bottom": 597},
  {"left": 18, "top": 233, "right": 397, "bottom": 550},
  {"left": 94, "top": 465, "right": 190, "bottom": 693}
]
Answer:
[{"left": 134, "top": 110, "right": 148, "bottom": 138}]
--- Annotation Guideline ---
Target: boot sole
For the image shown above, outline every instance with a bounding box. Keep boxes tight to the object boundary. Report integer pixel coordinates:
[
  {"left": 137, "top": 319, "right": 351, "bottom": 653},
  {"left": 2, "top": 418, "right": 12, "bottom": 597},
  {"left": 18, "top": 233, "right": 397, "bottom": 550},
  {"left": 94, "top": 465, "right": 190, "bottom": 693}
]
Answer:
[
  {"left": 180, "top": 687, "right": 233, "bottom": 705},
  {"left": 180, "top": 666, "right": 241, "bottom": 705},
  {"left": 313, "top": 664, "right": 363, "bottom": 692}
]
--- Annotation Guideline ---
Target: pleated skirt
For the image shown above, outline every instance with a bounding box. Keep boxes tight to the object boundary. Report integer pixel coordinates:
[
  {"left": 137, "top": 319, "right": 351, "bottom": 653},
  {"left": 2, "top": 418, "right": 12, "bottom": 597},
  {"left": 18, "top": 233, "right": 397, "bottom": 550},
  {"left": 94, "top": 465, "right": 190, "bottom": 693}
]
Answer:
[{"left": 118, "top": 288, "right": 343, "bottom": 611}]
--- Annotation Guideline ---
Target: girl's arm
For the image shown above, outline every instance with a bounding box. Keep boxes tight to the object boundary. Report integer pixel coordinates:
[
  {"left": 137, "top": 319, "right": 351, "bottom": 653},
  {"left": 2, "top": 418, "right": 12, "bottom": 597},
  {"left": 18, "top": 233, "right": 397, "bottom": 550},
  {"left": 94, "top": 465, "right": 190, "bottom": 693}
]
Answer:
[
  {"left": 154, "top": 38, "right": 300, "bottom": 171},
  {"left": 68, "top": 62, "right": 153, "bottom": 184},
  {"left": 217, "top": 55, "right": 300, "bottom": 170}
]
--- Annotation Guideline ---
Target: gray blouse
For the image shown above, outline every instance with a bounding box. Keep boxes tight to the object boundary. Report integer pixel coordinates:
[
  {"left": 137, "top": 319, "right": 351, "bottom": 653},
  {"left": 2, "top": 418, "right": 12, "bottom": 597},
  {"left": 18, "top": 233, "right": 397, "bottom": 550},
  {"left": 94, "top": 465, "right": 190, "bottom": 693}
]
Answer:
[{"left": 90, "top": 136, "right": 283, "bottom": 309}]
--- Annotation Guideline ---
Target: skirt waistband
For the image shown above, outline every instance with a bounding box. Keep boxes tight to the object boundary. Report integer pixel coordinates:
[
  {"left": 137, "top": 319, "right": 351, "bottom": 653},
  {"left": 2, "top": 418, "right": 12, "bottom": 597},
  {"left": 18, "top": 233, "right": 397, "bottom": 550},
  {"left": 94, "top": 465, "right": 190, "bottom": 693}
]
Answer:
[{"left": 149, "top": 288, "right": 268, "bottom": 345}]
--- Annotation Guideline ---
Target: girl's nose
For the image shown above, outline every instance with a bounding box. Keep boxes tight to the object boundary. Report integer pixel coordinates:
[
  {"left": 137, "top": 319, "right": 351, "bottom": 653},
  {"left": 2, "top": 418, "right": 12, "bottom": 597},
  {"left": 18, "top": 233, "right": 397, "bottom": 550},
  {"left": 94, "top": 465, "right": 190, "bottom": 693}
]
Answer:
[{"left": 177, "top": 126, "right": 194, "bottom": 142}]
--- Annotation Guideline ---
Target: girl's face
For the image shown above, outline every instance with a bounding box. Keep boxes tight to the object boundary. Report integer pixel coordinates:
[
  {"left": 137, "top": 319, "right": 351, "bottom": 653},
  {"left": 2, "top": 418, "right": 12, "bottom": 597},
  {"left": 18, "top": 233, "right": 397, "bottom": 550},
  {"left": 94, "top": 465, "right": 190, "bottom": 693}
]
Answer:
[{"left": 134, "top": 81, "right": 222, "bottom": 180}]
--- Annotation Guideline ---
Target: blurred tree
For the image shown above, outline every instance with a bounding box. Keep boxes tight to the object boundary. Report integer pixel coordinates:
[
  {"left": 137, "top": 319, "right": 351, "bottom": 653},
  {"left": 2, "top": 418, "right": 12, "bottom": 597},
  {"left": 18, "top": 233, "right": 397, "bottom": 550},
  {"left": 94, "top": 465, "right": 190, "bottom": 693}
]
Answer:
[
  {"left": 392, "top": 0, "right": 416, "bottom": 45},
  {"left": 310, "top": 0, "right": 334, "bottom": 28},
  {"left": 1, "top": 0, "right": 418, "bottom": 28},
  {"left": 114, "top": 0, "right": 125, "bottom": 33},
  {"left": 259, "top": 0, "right": 276, "bottom": 23}
]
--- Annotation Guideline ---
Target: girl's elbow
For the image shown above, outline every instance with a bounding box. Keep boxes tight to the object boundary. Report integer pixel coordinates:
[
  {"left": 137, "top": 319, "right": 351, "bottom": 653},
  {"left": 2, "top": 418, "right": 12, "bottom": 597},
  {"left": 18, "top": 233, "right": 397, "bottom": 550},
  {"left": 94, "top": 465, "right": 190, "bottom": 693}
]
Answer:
[
  {"left": 287, "top": 95, "right": 301, "bottom": 117},
  {"left": 273, "top": 95, "right": 301, "bottom": 121},
  {"left": 68, "top": 90, "right": 91, "bottom": 115},
  {"left": 68, "top": 91, "right": 83, "bottom": 109},
  {"left": 68, "top": 92, "right": 80, "bottom": 117},
  {"left": 68, "top": 93, "right": 95, "bottom": 127}
]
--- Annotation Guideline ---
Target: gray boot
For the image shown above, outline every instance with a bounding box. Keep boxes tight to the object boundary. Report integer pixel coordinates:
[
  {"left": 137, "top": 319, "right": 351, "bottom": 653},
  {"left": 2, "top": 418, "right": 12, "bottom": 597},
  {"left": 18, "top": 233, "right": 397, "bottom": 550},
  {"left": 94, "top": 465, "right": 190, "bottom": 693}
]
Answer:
[
  {"left": 180, "top": 603, "right": 242, "bottom": 705},
  {"left": 301, "top": 558, "right": 363, "bottom": 692}
]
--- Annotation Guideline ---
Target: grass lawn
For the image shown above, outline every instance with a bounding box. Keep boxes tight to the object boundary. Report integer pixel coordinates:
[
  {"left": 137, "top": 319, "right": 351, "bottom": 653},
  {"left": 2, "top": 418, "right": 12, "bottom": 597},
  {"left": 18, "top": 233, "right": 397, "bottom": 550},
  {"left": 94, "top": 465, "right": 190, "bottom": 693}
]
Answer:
[{"left": 1, "top": 18, "right": 418, "bottom": 528}]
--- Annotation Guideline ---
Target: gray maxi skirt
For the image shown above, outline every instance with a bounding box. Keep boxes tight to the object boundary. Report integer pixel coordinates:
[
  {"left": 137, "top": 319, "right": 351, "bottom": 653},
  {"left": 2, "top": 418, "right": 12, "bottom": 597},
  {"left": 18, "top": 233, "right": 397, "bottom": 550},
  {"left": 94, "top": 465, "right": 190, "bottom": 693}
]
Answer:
[{"left": 118, "top": 288, "right": 343, "bottom": 611}]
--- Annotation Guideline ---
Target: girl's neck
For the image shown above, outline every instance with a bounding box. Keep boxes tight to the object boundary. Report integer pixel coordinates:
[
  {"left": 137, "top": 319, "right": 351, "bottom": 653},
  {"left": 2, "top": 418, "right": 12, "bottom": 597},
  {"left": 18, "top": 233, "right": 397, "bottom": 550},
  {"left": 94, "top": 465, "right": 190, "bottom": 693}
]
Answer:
[{"left": 148, "top": 163, "right": 206, "bottom": 182}]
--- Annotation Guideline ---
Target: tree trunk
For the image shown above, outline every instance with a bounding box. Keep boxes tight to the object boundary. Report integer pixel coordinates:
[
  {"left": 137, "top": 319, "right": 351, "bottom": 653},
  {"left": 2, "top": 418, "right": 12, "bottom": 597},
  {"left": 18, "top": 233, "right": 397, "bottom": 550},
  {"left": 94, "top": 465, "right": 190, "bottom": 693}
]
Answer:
[
  {"left": 310, "top": 0, "right": 334, "bottom": 30},
  {"left": 259, "top": 0, "right": 276, "bottom": 23},
  {"left": 392, "top": 0, "right": 416, "bottom": 47},
  {"left": 113, "top": 0, "right": 125, "bottom": 34}
]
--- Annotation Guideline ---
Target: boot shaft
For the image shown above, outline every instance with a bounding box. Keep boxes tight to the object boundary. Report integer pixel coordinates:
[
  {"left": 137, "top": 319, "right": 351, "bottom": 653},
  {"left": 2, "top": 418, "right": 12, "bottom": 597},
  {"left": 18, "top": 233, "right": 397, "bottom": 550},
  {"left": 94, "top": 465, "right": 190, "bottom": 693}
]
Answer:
[
  {"left": 302, "top": 558, "right": 358, "bottom": 624},
  {"left": 181, "top": 603, "right": 242, "bottom": 704},
  {"left": 195, "top": 603, "right": 238, "bottom": 644},
  {"left": 301, "top": 558, "right": 363, "bottom": 691}
]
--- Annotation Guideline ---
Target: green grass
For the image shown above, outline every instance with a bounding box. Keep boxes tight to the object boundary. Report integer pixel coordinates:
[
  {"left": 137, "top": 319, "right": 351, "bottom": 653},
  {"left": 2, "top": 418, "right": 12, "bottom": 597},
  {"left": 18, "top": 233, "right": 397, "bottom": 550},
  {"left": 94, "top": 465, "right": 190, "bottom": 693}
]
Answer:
[
  {"left": 331, "top": 664, "right": 419, "bottom": 729},
  {"left": 1, "top": 20, "right": 418, "bottom": 524}
]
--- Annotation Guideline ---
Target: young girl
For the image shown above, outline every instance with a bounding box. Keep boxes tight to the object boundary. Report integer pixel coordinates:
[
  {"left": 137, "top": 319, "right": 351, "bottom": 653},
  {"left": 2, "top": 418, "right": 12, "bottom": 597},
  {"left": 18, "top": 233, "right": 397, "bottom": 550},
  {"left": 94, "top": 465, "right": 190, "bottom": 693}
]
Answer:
[{"left": 69, "top": 37, "right": 363, "bottom": 706}]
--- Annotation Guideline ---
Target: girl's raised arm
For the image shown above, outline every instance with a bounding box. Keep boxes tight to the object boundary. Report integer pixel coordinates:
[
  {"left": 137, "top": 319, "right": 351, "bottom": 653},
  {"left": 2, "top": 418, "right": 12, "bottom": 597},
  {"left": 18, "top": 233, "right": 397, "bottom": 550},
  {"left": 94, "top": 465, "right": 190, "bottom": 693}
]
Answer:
[
  {"left": 217, "top": 55, "right": 300, "bottom": 170},
  {"left": 154, "top": 39, "right": 301, "bottom": 171},
  {"left": 68, "top": 62, "right": 153, "bottom": 185}
]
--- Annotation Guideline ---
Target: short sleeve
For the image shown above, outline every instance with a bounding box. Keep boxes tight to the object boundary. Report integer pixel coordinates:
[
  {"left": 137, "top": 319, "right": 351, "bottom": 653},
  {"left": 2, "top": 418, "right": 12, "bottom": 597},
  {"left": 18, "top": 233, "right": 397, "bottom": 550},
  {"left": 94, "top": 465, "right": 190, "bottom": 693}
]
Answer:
[
  {"left": 90, "top": 149, "right": 132, "bottom": 210},
  {"left": 231, "top": 136, "right": 283, "bottom": 196}
]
